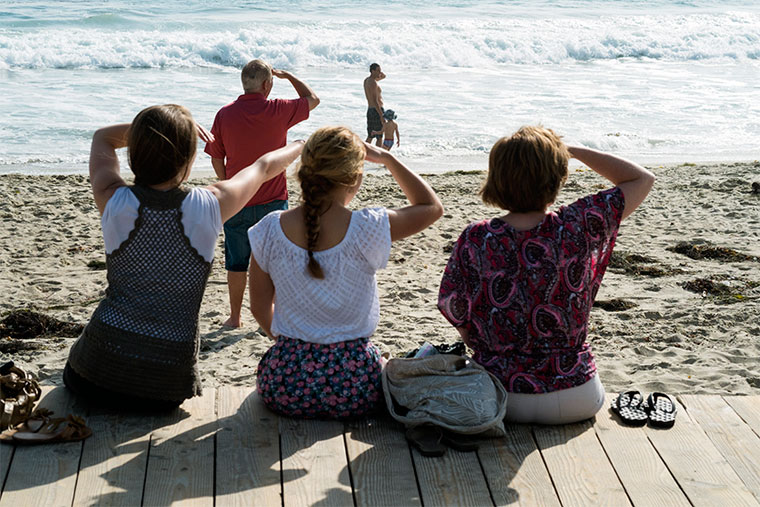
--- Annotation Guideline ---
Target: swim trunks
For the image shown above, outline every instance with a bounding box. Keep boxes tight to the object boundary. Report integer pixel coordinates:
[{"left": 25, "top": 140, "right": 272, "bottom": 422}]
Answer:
[
  {"left": 367, "top": 107, "right": 384, "bottom": 139},
  {"left": 383, "top": 139, "right": 394, "bottom": 149}
]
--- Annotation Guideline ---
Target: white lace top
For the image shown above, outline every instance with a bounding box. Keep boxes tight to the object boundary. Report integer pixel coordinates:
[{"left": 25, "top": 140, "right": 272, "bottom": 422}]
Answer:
[{"left": 249, "top": 207, "right": 392, "bottom": 344}]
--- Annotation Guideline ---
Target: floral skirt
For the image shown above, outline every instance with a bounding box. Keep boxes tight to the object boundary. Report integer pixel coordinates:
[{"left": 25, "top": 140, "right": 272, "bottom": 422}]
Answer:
[{"left": 256, "top": 336, "right": 384, "bottom": 420}]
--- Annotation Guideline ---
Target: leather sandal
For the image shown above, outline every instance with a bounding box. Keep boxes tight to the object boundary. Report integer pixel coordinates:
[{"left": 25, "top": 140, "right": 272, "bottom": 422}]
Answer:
[
  {"left": 0, "top": 408, "right": 54, "bottom": 443},
  {"left": 12, "top": 414, "right": 92, "bottom": 445}
]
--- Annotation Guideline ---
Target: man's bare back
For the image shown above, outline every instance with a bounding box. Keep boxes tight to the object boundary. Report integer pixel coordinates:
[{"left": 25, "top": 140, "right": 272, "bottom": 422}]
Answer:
[{"left": 364, "top": 63, "right": 386, "bottom": 145}]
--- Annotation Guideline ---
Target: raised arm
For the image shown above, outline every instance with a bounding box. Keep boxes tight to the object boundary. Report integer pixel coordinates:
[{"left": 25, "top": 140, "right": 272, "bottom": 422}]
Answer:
[
  {"left": 364, "top": 142, "right": 443, "bottom": 241},
  {"left": 249, "top": 255, "right": 275, "bottom": 339},
  {"left": 568, "top": 146, "right": 655, "bottom": 220},
  {"left": 89, "top": 124, "right": 130, "bottom": 215},
  {"left": 211, "top": 158, "right": 226, "bottom": 180},
  {"left": 273, "top": 69, "right": 320, "bottom": 111},
  {"left": 206, "top": 141, "right": 304, "bottom": 223}
]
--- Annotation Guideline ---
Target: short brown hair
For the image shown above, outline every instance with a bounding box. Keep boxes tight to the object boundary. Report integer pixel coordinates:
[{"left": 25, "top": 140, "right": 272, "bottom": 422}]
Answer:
[
  {"left": 241, "top": 59, "right": 272, "bottom": 93},
  {"left": 480, "top": 126, "right": 570, "bottom": 212},
  {"left": 128, "top": 104, "right": 196, "bottom": 187}
]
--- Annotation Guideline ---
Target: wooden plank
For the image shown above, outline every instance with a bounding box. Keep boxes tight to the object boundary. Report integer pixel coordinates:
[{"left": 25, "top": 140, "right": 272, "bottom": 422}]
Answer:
[
  {"left": 216, "top": 386, "right": 281, "bottom": 507},
  {"left": 280, "top": 417, "right": 353, "bottom": 507},
  {"left": 0, "top": 386, "right": 87, "bottom": 507},
  {"left": 0, "top": 432, "right": 14, "bottom": 495},
  {"left": 533, "top": 419, "right": 630, "bottom": 506},
  {"left": 477, "top": 424, "right": 560, "bottom": 507},
  {"left": 593, "top": 394, "right": 689, "bottom": 507},
  {"left": 412, "top": 438, "right": 493, "bottom": 506},
  {"left": 645, "top": 396, "right": 758, "bottom": 507},
  {"left": 682, "top": 395, "right": 760, "bottom": 503},
  {"left": 72, "top": 404, "right": 156, "bottom": 506},
  {"left": 725, "top": 396, "right": 760, "bottom": 438},
  {"left": 142, "top": 389, "right": 217, "bottom": 506},
  {"left": 345, "top": 417, "right": 421, "bottom": 507}
]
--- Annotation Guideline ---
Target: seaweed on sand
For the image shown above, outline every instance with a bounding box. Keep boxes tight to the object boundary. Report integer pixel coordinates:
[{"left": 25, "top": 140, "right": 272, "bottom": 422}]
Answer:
[
  {"left": 681, "top": 278, "right": 732, "bottom": 296},
  {"left": 0, "top": 309, "right": 84, "bottom": 339},
  {"left": 668, "top": 241, "right": 758, "bottom": 262},
  {"left": 593, "top": 299, "right": 638, "bottom": 312},
  {"left": 608, "top": 251, "right": 683, "bottom": 277}
]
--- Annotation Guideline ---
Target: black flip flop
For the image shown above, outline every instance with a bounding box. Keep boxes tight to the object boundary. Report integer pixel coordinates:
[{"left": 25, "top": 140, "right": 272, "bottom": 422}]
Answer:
[
  {"left": 611, "top": 391, "right": 648, "bottom": 426},
  {"left": 405, "top": 426, "right": 446, "bottom": 457},
  {"left": 646, "top": 392, "right": 677, "bottom": 428}
]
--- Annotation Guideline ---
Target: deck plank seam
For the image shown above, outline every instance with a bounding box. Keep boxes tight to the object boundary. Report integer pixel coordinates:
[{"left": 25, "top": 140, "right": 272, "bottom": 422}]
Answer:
[
  {"left": 591, "top": 418, "right": 636, "bottom": 506},
  {"left": 723, "top": 395, "right": 760, "bottom": 439},
  {"left": 644, "top": 429, "right": 692, "bottom": 504},
  {"left": 0, "top": 445, "right": 15, "bottom": 500},
  {"left": 473, "top": 447, "right": 497, "bottom": 506},
  {"left": 69, "top": 439, "right": 85, "bottom": 507},
  {"left": 530, "top": 426, "right": 564, "bottom": 507},
  {"left": 140, "top": 433, "right": 153, "bottom": 507},
  {"left": 682, "top": 395, "right": 760, "bottom": 504},
  {"left": 278, "top": 420, "right": 285, "bottom": 507},
  {"left": 405, "top": 431, "right": 425, "bottom": 507},
  {"left": 341, "top": 424, "right": 358, "bottom": 507}
]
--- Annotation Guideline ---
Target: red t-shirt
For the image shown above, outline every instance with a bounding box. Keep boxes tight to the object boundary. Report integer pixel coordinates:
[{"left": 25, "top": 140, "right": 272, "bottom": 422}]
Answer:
[{"left": 204, "top": 93, "right": 309, "bottom": 207}]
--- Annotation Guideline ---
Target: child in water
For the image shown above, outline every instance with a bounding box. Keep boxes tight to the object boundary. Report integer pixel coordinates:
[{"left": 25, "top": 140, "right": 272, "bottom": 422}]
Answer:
[{"left": 372, "top": 109, "right": 400, "bottom": 150}]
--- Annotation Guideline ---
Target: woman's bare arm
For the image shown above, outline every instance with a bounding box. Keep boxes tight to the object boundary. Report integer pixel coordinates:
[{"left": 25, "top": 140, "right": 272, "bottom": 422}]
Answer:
[
  {"left": 568, "top": 146, "right": 655, "bottom": 220},
  {"left": 364, "top": 142, "right": 443, "bottom": 241}
]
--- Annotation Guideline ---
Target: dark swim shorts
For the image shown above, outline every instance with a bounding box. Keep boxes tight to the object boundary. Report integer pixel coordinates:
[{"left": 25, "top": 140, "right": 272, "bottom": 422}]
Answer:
[{"left": 367, "top": 107, "right": 384, "bottom": 139}]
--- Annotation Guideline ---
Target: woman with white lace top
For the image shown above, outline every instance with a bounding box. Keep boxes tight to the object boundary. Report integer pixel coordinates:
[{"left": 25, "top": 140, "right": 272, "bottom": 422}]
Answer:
[{"left": 249, "top": 126, "right": 443, "bottom": 419}]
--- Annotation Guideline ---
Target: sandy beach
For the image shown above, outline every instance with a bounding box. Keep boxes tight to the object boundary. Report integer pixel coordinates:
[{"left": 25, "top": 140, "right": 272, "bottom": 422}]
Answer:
[{"left": 1, "top": 160, "right": 759, "bottom": 396}]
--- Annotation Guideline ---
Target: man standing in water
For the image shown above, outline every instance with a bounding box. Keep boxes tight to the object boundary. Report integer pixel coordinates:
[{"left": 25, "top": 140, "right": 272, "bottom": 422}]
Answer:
[
  {"left": 205, "top": 59, "right": 319, "bottom": 328},
  {"left": 364, "top": 63, "right": 386, "bottom": 146}
]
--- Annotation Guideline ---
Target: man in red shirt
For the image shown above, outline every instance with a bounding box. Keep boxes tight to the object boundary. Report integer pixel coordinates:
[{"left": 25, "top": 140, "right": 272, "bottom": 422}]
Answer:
[{"left": 205, "top": 59, "right": 320, "bottom": 328}]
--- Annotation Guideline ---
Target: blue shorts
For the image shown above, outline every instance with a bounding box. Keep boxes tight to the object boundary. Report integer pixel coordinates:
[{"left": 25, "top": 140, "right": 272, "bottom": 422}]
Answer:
[{"left": 224, "top": 200, "right": 287, "bottom": 272}]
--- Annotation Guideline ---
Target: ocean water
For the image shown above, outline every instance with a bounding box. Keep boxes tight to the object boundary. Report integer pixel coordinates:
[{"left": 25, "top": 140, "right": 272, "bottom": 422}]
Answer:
[{"left": 1, "top": 0, "right": 759, "bottom": 174}]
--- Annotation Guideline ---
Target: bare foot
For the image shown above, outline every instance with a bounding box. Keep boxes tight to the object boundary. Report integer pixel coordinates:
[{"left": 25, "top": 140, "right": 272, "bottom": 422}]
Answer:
[{"left": 222, "top": 316, "right": 242, "bottom": 328}]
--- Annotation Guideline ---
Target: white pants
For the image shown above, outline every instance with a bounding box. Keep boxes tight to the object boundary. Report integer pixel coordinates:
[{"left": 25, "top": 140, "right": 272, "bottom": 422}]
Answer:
[{"left": 505, "top": 374, "right": 605, "bottom": 425}]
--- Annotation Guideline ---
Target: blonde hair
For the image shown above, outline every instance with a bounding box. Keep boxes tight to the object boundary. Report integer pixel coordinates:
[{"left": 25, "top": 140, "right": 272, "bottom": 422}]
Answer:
[
  {"left": 241, "top": 59, "right": 272, "bottom": 93},
  {"left": 297, "top": 126, "right": 365, "bottom": 278},
  {"left": 480, "top": 126, "right": 570, "bottom": 212}
]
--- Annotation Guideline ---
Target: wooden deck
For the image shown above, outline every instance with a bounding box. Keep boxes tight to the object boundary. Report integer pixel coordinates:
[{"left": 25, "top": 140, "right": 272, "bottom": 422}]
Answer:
[{"left": 1, "top": 387, "right": 758, "bottom": 506}]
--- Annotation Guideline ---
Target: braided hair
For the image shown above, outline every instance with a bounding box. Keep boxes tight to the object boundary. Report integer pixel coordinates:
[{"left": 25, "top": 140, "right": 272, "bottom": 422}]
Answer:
[{"left": 297, "top": 126, "right": 365, "bottom": 278}]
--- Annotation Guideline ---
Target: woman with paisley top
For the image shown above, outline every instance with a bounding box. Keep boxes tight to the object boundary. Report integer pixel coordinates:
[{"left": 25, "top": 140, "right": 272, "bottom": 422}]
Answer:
[{"left": 438, "top": 126, "right": 655, "bottom": 424}]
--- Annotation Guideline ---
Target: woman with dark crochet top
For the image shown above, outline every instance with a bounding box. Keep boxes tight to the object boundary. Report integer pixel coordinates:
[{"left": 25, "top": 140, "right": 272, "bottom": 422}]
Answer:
[
  {"left": 248, "top": 126, "right": 443, "bottom": 419},
  {"left": 64, "top": 104, "right": 303, "bottom": 411},
  {"left": 438, "top": 126, "right": 655, "bottom": 424}
]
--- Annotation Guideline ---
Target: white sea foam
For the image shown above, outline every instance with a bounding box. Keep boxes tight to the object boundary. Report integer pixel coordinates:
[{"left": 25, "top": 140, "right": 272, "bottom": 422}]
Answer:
[
  {"left": 1, "top": 12, "right": 759, "bottom": 70},
  {"left": 1, "top": 1, "right": 758, "bottom": 174}
]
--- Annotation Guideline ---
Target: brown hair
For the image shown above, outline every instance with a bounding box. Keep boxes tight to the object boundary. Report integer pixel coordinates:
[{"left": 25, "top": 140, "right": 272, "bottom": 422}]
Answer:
[
  {"left": 128, "top": 104, "right": 196, "bottom": 187},
  {"left": 480, "top": 126, "right": 570, "bottom": 212},
  {"left": 297, "top": 126, "right": 365, "bottom": 278},
  {"left": 241, "top": 59, "right": 272, "bottom": 93}
]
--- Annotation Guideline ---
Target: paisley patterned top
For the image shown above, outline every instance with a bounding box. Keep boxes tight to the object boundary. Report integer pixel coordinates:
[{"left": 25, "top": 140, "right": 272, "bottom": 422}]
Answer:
[{"left": 438, "top": 187, "right": 625, "bottom": 394}]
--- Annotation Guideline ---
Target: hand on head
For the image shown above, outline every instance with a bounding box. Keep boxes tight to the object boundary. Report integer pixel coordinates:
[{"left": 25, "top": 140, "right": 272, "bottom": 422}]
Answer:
[
  {"left": 195, "top": 122, "right": 214, "bottom": 143},
  {"left": 363, "top": 141, "right": 390, "bottom": 163}
]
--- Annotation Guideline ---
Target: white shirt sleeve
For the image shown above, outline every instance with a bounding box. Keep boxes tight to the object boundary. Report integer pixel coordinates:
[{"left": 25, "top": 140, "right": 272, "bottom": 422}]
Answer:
[
  {"left": 355, "top": 207, "right": 391, "bottom": 270},
  {"left": 102, "top": 186, "right": 139, "bottom": 254},
  {"left": 101, "top": 186, "right": 221, "bottom": 261},
  {"left": 248, "top": 212, "right": 279, "bottom": 273},
  {"left": 181, "top": 187, "right": 223, "bottom": 262}
]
